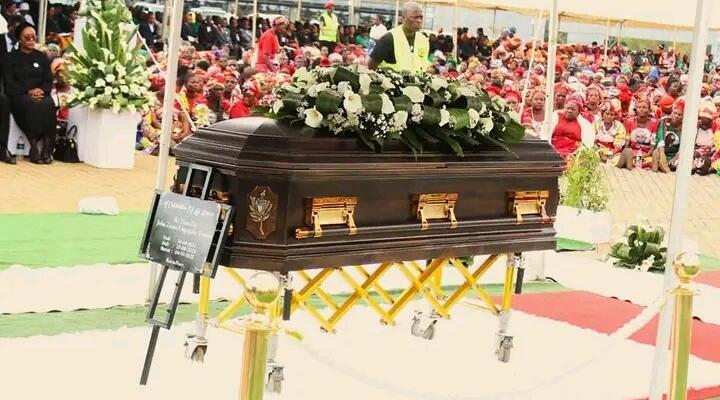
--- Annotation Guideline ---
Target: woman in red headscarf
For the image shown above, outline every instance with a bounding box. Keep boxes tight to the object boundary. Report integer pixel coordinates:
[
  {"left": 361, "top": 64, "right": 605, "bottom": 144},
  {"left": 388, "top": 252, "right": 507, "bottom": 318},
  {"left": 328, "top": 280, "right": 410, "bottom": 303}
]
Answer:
[
  {"left": 502, "top": 89, "right": 522, "bottom": 113},
  {"left": 583, "top": 86, "right": 603, "bottom": 122},
  {"left": 521, "top": 90, "right": 545, "bottom": 137},
  {"left": 255, "top": 16, "right": 289, "bottom": 72},
  {"left": 229, "top": 80, "right": 259, "bottom": 119}
]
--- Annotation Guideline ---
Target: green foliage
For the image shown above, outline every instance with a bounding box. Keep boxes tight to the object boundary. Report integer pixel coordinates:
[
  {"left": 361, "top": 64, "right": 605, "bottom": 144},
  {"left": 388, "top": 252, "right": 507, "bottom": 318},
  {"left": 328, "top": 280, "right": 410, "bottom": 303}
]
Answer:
[
  {"left": 64, "top": 0, "right": 152, "bottom": 113},
  {"left": 560, "top": 146, "right": 609, "bottom": 212},
  {"left": 608, "top": 224, "right": 667, "bottom": 272}
]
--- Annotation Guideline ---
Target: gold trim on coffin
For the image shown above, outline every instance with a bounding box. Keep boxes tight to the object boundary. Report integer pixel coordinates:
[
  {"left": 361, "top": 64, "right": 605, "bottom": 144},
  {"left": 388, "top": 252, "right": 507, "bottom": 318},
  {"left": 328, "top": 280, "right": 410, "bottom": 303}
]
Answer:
[{"left": 203, "top": 255, "right": 516, "bottom": 335}]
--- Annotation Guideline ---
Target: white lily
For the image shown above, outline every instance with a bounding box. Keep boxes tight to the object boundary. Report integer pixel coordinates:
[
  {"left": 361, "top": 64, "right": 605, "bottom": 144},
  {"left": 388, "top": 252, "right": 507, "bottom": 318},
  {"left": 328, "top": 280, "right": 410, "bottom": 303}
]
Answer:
[
  {"left": 272, "top": 99, "right": 284, "bottom": 114},
  {"left": 307, "top": 82, "right": 330, "bottom": 97},
  {"left": 337, "top": 81, "right": 352, "bottom": 95},
  {"left": 380, "top": 94, "right": 395, "bottom": 114},
  {"left": 393, "top": 110, "right": 408, "bottom": 129},
  {"left": 343, "top": 91, "right": 364, "bottom": 114},
  {"left": 468, "top": 109, "right": 480, "bottom": 128},
  {"left": 430, "top": 77, "right": 448, "bottom": 91},
  {"left": 479, "top": 116, "right": 494, "bottom": 133},
  {"left": 304, "top": 107, "right": 324, "bottom": 128},
  {"left": 281, "top": 82, "right": 302, "bottom": 94},
  {"left": 458, "top": 86, "right": 477, "bottom": 97},
  {"left": 359, "top": 74, "right": 372, "bottom": 95},
  {"left": 380, "top": 77, "right": 395, "bottom": 90},
  {"left": 439, "top": 108, "right": 450, "bottom": 127},
  {"left": 402, "top": 86, "right": 425, "bottom": 103},
  {"left": 293, "top": 67, "right": 315, "bottom": 84}
]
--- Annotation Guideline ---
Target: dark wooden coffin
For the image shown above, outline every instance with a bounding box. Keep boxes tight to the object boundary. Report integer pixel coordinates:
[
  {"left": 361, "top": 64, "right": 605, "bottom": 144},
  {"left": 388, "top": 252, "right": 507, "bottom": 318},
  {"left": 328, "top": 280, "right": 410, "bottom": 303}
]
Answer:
[{"left": 173, "top": 117, "right": 564, "bottom": 272}]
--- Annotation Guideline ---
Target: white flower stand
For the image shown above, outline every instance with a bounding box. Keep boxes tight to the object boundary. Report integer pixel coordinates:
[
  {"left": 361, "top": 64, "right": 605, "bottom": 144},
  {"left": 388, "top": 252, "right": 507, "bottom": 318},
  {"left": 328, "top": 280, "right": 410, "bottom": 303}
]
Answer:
[
  {"left": 555, "top": 205, "right": 612, "bottom": 245},
  {"left": 79, "top": 109, "right": 139, "bottom": 169}
]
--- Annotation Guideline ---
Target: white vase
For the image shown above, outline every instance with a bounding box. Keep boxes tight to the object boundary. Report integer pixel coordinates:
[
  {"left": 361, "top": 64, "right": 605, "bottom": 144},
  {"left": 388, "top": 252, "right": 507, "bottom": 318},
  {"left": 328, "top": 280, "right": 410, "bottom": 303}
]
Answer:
[
  {"left": 81, "top": 109, "right": 140, "bottom": 169},
  {"left": 555, "top": 205, "right": 612, "bottom": 245}
]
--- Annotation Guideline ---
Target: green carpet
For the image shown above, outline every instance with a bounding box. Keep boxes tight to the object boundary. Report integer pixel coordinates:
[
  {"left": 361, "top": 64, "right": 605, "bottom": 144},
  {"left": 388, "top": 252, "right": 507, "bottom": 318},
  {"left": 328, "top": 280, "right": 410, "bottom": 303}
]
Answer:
[
  {"left": 700, "top": 255, "right": 720, "bottom": 272},
  {"left": 556, "top": 237, "right": 595, "bottom": 252},
  {"left": 0, "top": 282, "right": 566, "bottom": 338},
  {"left": 0, "top": 212, "right": 147, "bottom": 269}
]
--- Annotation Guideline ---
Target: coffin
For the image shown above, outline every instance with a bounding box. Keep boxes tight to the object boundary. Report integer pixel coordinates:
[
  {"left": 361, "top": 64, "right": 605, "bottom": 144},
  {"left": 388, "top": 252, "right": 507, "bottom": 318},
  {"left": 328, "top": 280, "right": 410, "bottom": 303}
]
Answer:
[{"left": 173, "top": 117, "right": 564, "bottom": 272}]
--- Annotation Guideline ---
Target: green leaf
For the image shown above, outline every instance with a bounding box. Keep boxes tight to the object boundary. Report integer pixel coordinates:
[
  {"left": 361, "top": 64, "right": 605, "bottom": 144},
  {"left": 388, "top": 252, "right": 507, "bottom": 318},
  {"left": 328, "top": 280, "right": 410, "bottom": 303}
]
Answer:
[
  {"left": 315, "top": 91, "right": 342, "bottom": 116},
  {"left": 414, "top": 126, "right": 439, "bottom": 144},
  {"left": 421, "top": 105, "right": 441, "bottom": 126},
  {"left": 393, "top": 95, "right": 413, "bottom": 112},
  {"left": 361, "top": 94, "right": 383, "bottom": 114},
  {"left": 423, "top": 90, "right": 446, "bottom": 107},
  {"left": 332, "top": 67, "right": 360, "bottom": 91},
  {"left": 448, "top": 109, "right": 470, "bottom": 131}
]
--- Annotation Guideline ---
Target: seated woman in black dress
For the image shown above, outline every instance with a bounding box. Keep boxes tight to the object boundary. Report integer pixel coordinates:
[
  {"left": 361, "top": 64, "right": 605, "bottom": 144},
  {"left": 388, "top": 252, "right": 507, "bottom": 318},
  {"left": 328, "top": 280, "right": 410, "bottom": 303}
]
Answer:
[{"left": 3, "top": 23, "right": 56, "bottom": 164}]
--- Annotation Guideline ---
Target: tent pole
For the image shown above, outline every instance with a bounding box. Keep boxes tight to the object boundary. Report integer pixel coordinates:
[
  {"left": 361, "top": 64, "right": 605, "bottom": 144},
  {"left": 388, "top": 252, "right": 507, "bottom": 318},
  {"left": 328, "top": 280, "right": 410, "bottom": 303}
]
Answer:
[
  {"left": 251, "top": 0, "right": 258, "bottom": 48},
  {"left": 38, "top": 0, "right": 47, "bottom": 45},
  {"left": 491, "top": 8, "right": 497, "bottom": 38},
  {"left": 648, "top": 1, "right": 712, "bottom": 399},
  {"left": 542, "top": 0, "right": 558, "bottom": 141},
  {"left": 394, "top": 0, "right": 400, "bottom": 27},
  {"left": 673, "top": 26, "right": 677, "bottom": 50},
  {"left": 297, "top": 0, "right": 302, "bottom": 21},
  {"left": 163, "top": 0, "right": 173, "bottom": 41},
  {"left": 617, "top": 21, "right": 624, "bottom": 48},
  {"left": 148, "top": 0, "right": 185, "bottom": 304},
  {"left": 348, "top": 0, "right": 354, "bottom": 26},
  {"left": 452, "top": 2, "right": 458, "bottom": 60},
  {"left": 603, "top": 18, "right": 610, "bottom": 65},
  {"left": 518, "top": 9, "right": 544, "bottom": 119},
  {"left": 234, "top": 0, "right": 240, "bottom": 16}
]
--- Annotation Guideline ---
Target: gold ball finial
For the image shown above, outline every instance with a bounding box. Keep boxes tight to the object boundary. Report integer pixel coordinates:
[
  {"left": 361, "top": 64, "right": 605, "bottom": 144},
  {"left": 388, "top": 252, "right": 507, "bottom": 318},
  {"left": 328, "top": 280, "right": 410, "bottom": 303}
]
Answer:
[
  {"left": 244, "top": 272, "right": 280, "bottom": 314},
  {"left": 674, "top": 252, "right": 700, "bottom": 283}
]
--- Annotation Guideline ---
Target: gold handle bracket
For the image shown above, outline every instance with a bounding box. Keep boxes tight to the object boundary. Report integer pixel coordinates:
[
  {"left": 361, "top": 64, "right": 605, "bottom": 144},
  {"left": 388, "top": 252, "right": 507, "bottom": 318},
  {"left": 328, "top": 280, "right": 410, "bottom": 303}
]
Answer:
[
  {"left": 296, "top": 196, "right": 358, "bottom": 239},
  {"left": 413, "top": 193, "right": 459, "bottom": 231},
  {"left": 508, "top": 190, "right": 550, "bottom": 224}
]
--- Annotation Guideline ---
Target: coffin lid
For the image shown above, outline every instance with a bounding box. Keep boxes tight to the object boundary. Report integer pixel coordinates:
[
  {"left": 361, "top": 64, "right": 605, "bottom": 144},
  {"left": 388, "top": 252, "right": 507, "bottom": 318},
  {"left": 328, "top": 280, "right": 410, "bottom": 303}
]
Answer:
[{"left": 174, "top": 117, "right": 564, "bottom": 170}]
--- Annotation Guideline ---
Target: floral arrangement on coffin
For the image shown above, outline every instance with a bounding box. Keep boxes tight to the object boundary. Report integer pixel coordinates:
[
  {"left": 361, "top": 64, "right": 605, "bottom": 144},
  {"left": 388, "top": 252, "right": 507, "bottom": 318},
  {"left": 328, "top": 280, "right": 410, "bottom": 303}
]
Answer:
[
  {"left": 608, "top": 221, "right": 667, "bottom": 272},
  {"left": 266, "top": 66, "right": 525, "bottom": 156},
  {"left": 64, "top": 0, "right": 153, "bottom": 113}
]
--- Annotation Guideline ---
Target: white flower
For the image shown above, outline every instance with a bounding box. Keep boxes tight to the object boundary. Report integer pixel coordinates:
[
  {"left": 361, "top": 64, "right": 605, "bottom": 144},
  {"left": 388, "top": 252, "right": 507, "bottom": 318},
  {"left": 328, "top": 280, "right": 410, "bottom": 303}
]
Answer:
[
  {"left": 104, "top": 87, "right": 113, "bottom": 95},
  {"left": 380, "top": 94, "right": 395, "bottom": 114},
  {"left": 119, "top": 85, "right": 129, "bottom": 94},
  {"left": 304, "top": 107, "right": 324, "bottom": 128},
  {"left": 508, "top": 110, "right": 520, "bottom": 122},
  {"left": 281, "top": 82, "right": 302, "bottom": 94},
  {"left": 468, "top": 109, "right": 480, "bottom": 128},
  {"left": 458, "top": 86, "right": 477, "bottom": 97},
  {"left": 95, "top": 79, "right": 106, "bottom": 87},
  {"left": 112, "top": 101, "right": 121, "bottom": 114},
  {"left": 343, "top": 91, "right": 364, "bottom": 114},
  {"left": 439, "top": 108, "right": 450, "bottom": 127},
  {"left": 402, "top": 86, "right": 425, "bottom": 103},
  {"left": 359, "top": 74, "right": 372, "bottom": 95},
  {"left": 272, "top": 99, "right": 284, "bottom": 114},
  {"left": 479, "top": 116, "right": 494, "bottom": 133},
  {"left": 337, "top": 81, "right": 352, "bottom": 95},
  {"left": 106, "top": 74, "right": 116, "bottom": 83},
  {"left": 380, "top": 77, "right": 395, "bottom": 90},
  {"left": 393, "top": 111, "right": 408, "bottom": 129},
  {"left": 307, "top": 82, "right": 330, "bottom": 97},
  {"left": 430, "top": 77, "right": 448, "bottom": 91},
  {"left": 293, "top": 67, "right": 316, "bottom": 84}
]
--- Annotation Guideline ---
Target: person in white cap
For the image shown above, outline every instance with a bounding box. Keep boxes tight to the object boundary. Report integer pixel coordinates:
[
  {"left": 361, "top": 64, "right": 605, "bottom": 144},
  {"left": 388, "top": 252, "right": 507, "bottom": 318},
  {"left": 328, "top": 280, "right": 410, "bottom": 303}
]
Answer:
[{"left": 18, "top": 2, "right": 32, "bottom": 25}]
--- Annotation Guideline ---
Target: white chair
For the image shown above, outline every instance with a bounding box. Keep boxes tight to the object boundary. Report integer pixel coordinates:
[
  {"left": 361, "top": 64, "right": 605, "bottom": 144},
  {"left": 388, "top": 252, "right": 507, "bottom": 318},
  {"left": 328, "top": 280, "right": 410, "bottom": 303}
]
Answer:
[{"left": 7, "top": 114, "right": 30, "bottom": 156}]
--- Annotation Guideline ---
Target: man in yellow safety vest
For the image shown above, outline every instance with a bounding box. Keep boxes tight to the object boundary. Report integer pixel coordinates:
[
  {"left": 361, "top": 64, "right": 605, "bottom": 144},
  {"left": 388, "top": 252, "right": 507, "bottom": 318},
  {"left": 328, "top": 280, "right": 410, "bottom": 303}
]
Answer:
[
  {"left": 368, "top": 1, "right": 429, "bottom": 74},
  {"left": 319, "top": 0, "right": 339, "bottom": 54}
]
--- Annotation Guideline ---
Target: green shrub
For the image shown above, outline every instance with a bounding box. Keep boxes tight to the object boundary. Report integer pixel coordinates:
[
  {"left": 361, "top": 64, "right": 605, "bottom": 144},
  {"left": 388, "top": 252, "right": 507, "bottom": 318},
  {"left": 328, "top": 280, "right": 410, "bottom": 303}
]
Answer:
[{"left": 560, "top": 146, "right": 609, "bottom": 212}]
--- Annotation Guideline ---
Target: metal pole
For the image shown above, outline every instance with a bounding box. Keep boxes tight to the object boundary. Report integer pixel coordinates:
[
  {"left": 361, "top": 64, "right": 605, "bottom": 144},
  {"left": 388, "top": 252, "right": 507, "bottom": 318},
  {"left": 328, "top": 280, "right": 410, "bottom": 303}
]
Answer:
[
  {"left": 297, "top": 0, "right": 302, "bottom": 22},
  {"left": 541, "top": 0, "right": 559, "bottom": 141},
  {"left": 648, "top": 1, "right": 712, "bottom": 399},
  {"left": 491, "top": 8, "right": 497, "bottom": 38},
  {"left": 239, "top": 324, "right": 271, "bottom": 400},
  {"left": 452, "top": 2, "right": 458, "bottom": 61},
  {"left": 162, "top": 0, "right": 173, "bottom": 41},
  {"left": 348, "top": 0, "right": 354, "bottom": 26},
  {"left": 667, "top": 253, "right": 700, "bottom": 400},
  {"left": 234, "top": 0, "right": 240, "bottom": 17},
  {"left": 518, "top": 10, "right": 544, "bottom": 119},
  {"left": 673, "top": 26, "right": 677, "bottom": 51},
  {"left": 251, "top": 0, "right": 258, "bottom": 48},
  {"left": 394, "top": 0, "right": 400, "bottom": 27},
  {"left": 617, "top": 21, "right": 624, "bottom": 48},
  {"left": 604, "top": 18, "right": 610, "bottom": 65},
  {"left": 38, "top": 0, "right": 47, "bottom": 45},
  {"left": 148, "top": 0, "right": 185, "bottom": 304}
]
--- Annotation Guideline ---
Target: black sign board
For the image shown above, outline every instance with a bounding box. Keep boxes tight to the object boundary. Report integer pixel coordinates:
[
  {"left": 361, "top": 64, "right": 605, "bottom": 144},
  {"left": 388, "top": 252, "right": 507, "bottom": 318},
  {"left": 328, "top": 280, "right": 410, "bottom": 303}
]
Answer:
[{"left": 140, "top": 190, "right": 232, "bottom": 276}]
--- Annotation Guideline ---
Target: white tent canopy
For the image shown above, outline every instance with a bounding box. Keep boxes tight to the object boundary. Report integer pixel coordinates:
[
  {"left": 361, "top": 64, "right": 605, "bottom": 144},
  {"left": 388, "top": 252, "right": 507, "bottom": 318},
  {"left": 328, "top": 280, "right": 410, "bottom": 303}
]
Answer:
[{"left": 459, "top": 0, "right": 720, "bottom": 31}]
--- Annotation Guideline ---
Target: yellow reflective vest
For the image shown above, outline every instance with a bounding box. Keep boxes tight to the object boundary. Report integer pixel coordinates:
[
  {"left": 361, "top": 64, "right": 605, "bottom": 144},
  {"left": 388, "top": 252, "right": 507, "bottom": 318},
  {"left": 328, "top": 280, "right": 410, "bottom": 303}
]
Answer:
[
  {"left": 319, "top": 12, "right": 339, "bottom": 42},
  {"left": 381, "top": 27, "right": 430, "bottom": 73}
]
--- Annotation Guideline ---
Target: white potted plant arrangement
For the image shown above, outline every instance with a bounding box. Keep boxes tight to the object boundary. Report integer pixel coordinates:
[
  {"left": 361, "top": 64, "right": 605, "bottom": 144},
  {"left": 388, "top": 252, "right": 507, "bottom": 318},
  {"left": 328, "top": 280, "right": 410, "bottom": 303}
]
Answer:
[
  {"left": 65, "top": 0, "right": 153, "bottom": 169},
  {"left": 555, "top": 146, "right": 612, "bottom": 245}
]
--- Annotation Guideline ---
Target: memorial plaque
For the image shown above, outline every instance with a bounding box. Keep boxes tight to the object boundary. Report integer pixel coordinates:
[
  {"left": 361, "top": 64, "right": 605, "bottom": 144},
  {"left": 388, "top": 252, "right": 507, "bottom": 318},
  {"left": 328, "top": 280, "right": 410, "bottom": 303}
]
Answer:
[{"left": 142, "top": 191, "right": 223, "bottom": 274}]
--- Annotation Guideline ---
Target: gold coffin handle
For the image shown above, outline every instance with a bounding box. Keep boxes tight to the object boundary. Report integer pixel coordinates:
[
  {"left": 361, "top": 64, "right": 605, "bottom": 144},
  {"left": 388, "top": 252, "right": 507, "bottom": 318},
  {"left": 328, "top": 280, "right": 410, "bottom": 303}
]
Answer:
[
  {"left": 413, "top": 193, "right": 459, "bottom": 231},
  {"left": 509, "top": 190, "right": 550, "bottom": 224},
  {"left": 297, "top": 196, "right": 358, "bottom": 239}
]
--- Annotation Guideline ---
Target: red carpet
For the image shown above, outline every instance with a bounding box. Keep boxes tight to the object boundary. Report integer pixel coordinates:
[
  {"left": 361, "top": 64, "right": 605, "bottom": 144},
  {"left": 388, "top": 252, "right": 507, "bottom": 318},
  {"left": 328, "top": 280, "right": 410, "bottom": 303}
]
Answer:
[
  {"left": 696, "top": 270, "right": 720, "bottom": 288},
  {"left": 633, "top": 385, "right": 720, "bottom": 399},
  {"left": 507, "top": 291, "right": 720, "bottom": 363}
]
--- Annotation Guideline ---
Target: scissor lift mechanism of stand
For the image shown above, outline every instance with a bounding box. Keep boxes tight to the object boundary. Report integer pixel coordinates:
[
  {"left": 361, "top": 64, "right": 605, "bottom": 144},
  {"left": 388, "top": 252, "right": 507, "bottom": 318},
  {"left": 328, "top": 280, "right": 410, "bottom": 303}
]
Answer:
[{"left": 185, "top": 252, "right": 526, "bottom": 387}]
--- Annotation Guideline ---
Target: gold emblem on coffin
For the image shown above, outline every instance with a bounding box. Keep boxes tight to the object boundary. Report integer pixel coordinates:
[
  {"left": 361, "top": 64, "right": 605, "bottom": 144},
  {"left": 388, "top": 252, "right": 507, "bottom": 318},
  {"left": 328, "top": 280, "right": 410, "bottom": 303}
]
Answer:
[{"left": 247, "top": 186, "right": 278, "bottom": 240}]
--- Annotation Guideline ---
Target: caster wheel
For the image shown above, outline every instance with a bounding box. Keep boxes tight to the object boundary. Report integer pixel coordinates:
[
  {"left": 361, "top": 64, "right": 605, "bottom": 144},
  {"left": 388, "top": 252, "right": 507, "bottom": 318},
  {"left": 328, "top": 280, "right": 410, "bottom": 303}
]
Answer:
[
  {"left": 266, "top": 365, "right": 284, "bottom": 393},
  {"left": 411, "top": 314, "right": 437, "bottom": 340},
  {"left": 496, "top": 336, "right": 513, "bottom": 363},
  {"left": 184, "top": 335, "right": 208, "bottom": 362},
  {"left": 190, "top": 345, "right": 207, "bottom": 362}
]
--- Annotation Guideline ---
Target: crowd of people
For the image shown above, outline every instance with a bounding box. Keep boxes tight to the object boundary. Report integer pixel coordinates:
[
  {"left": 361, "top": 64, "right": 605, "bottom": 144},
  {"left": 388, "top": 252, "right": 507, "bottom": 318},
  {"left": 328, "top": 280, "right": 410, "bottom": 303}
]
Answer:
[{"left": 1, "top": 0, "right": 720, "bottom": 177}]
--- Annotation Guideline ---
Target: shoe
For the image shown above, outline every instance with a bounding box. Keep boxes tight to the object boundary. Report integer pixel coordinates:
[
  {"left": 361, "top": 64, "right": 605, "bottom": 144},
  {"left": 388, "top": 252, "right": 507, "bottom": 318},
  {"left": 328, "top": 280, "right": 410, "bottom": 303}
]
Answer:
[
  {"left": 0, "top": 148, "right": 16, "bottom": 164},
  {"left": 42, "top": 157, "right": 53, "bottom": 164}
]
